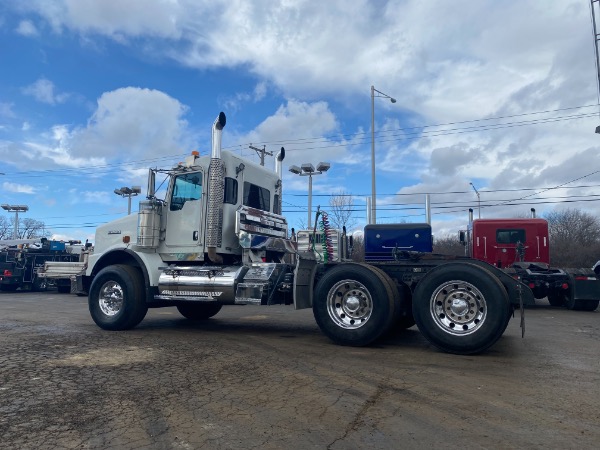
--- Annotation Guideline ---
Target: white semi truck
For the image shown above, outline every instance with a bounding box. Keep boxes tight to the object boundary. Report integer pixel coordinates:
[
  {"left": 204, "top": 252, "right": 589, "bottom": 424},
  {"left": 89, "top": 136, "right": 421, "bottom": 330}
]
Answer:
[{"left": 81, "top": 112, "right": 534, "bottom": 354}]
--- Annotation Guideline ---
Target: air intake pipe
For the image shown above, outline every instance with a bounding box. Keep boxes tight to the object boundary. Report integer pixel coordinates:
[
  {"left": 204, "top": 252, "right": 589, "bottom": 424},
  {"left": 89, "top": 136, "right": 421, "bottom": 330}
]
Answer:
[{"left": 206, "top": 112, "right": 226, "bottom": 264}]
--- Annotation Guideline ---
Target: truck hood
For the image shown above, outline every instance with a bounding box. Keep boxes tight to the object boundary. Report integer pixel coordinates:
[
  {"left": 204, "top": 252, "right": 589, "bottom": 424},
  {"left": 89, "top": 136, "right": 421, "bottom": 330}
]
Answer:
[{"left": 95, "top": 215, "right": 138, "bottom": 254}]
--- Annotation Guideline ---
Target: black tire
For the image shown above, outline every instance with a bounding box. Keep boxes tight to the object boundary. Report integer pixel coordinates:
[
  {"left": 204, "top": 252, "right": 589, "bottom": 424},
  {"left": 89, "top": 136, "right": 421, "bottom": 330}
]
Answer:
[
  {"left": 547, "top": 292, "right": 566, "bottom": 307},
  {"left": 32, "top": 277, "right": 47, "bottom": 292},
  {"left": 0, "top": 284, "right": 18, "bottom": 292},
  {"left": 566, "top": 295, "right": 599, "bottom": 311},
  {"left": 577, "top": 300, "right": 600, "bottom": 311},
  {"left": 369, "top": 266, "right": 415, "bottom": 331},
  {"left": 394, "top": 282, "right": 416, "bottom": 330},
  {"left": 412, "top": 263, "right": 511, "bottom": 355},
  {"left": 177, "top": 303, "right": 223, "bottom": 320},
  {"left": 88, "top": 265, "right": 148, "bottom": 330},
  {"left": 312, "top": 263, "right": 395, "bottom": 346},
  {"left": 57, "top": 284, "right": 71, "bottom": 294}
]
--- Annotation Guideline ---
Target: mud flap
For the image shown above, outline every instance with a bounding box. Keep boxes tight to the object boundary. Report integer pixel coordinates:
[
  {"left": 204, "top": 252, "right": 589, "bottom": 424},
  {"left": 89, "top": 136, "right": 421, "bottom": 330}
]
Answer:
[
  {"left": 293, "top": 251, "right": 318, "bottom": 310},
  {"left": 518, "top": 281, "right": 525, "bottom": 337}
]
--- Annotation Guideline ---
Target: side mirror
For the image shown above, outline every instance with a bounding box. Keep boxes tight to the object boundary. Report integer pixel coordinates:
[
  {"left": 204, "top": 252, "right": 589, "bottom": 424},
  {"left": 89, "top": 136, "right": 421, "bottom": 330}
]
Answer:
[{"left": 458, "top": 230, "right": 466, "bottom": 245}]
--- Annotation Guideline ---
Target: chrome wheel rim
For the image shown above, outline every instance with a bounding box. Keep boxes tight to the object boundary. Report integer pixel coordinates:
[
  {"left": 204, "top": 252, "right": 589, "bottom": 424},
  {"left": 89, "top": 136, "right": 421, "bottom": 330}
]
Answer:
[
  {"left": 327, "top": 279, "right": 372, "bottom": 329},
  {"left": 98, "top": 281, "right": 124, "bottom": 317},
  {"left": 430, "top": 280, "right": 486, "bottom": 335}
]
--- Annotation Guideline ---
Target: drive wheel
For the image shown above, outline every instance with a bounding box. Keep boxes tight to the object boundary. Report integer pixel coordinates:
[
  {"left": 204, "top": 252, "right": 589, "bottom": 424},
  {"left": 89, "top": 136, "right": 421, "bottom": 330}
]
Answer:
[
  {"left": 566, "top": 295, "right": 599, "bottom": 311},
  {"left": 313, "top": 263, "right": 395, "bottom": 346},
  {"left": 369, "top": 265, "right": 415, "bottom": 331},
  {"left": 413, "top": 263, "right": 510, "bottom": 355},
  {"left": 578, "top": 300, "right": 600, "bottom": 311},
  {"left": 547, "top": 292, "right": 566, "bottom": 307},
  {"left": 177, "top": 303, "right": 223, "bottom": 320},
  {"left": 88, "top": 265, "right": 148, "bottom": 330}
]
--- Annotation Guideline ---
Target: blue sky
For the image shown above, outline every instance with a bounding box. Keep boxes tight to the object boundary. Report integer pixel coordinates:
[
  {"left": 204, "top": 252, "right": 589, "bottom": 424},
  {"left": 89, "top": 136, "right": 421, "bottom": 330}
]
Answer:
[{"left": 1, "top": 0, "right": 600, "bottom": 243}]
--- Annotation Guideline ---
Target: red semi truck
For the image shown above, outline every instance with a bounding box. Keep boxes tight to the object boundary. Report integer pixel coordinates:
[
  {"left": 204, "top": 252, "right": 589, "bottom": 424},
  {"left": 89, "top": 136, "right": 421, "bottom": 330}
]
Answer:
[{"left": 460, "top": 209, "right": 600, "bottom": 311}]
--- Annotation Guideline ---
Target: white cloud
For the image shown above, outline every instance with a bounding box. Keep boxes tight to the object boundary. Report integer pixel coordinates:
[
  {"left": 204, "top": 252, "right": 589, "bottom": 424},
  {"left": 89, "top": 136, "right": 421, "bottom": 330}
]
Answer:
[
  {"left": 233, "top": 99, "right": 344, "bottom": 168},
  {"left": 22, "top": 78, "right": 70, "bottom": 105},
  {"left": 79, "top": 190, "right": 112, "bottom": 205},
  {"left": 30, "top": 0, "right": 182, "bottom": 38},
  {"left": 0, "top": 102, "right": 15, "bottom": 118},
  {"left": 2, "top": 181, "right": 36, "bottom": 194},
  {"left": 10, "top": 0, "right": 600, "bottom": 232},
  {"left": 16, "top": 20, "right": 39, "bottom": 36},
  {"left": 1, "top": 87, "right": 191, "bottom": 173},
  {"left": 70, "top": 87, "right": 190, "bottom": 160}
]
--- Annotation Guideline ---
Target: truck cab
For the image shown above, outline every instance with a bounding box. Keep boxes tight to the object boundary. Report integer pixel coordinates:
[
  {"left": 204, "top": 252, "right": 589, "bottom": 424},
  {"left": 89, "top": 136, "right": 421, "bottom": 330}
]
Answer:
[{"left": 465, "top": 218, "right": 550, "bottom": 268}]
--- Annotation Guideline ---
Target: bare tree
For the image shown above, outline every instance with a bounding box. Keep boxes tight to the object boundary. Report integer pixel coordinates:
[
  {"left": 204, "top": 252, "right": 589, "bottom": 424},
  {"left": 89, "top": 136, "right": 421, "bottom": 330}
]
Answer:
[
  {"left": 0, "top": 216, "right": 11, "bottom": 240},
  {"left": 0, "top": 216, "right": 51, "bottom": 240},
  {"left": 328, "top": 190, "right": 357, "bottom": 231},
  {"left": 294, "top": 217, "right": 308, "bottom": 232},
  {"left": 545, "top": 208, "right": 600, "bottom": 267},
  {"left": 351, "top": 235, "right": 365, "bottom": 262},
  {"left": 18, "top": 218, "right": 51, "bottom": 239},
  {"left": 433, "top": 234, "right": 465, "bottom": 256}
]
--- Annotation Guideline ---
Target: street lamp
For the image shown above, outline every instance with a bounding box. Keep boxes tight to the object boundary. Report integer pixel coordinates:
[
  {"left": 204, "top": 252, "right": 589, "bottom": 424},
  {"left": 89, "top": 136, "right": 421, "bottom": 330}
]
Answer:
[
  {"left": 289, "top": 162, "right": 331, "bottom": 227},
  {"left": 1, "top": 204, "right": 29, "bottom": 239},
  {"left": 371, "top": 85, "right": 396, "bottom": 224},
  {"left": 469, "top": 182, "right": 481, "bottom": 219},
  {"left": 114, "top": 186, "right": 142, "bottom": 215}
]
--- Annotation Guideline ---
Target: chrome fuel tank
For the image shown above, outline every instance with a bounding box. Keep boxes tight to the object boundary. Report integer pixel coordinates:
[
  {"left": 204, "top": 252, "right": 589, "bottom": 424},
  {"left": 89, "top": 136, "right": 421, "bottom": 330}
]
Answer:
[{"left": 156, "top": 265, "right": 248, "bottom": 302}]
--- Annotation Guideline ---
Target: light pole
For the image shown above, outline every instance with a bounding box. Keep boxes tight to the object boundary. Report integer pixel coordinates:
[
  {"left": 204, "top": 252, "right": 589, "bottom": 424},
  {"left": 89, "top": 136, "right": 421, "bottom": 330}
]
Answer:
[
  {"left": 114, "top": 186, "right": 142, "bottom": 215},
  {"left": 1, "top": 204, "right": 29, "bottom": 239},
  {"left": 371, "top": 85, "right": 396, "bottom": 224},
  {"left": 469, "top": 182, "right": 481, "bottom": 218},
  {"left": 289, "top": 162, "right": 331, "bottom": 227}
]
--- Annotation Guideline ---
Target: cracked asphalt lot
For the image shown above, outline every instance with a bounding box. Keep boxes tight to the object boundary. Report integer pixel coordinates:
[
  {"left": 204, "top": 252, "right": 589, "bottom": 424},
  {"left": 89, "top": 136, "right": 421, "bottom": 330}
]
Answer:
[{"left": 1, "top": 292, "right": 599, "bottom": 449}]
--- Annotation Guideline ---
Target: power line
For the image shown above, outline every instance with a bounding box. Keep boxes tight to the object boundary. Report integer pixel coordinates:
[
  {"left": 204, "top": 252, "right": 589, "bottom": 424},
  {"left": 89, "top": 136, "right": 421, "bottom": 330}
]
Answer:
[
  {"left": 241, "top": 103, "right": 600, "bottom": 148},
  {"left": 290, "top": 183, "right": 600, "bottom": 198},
  {"left": 2, "top": 103, "right": 597, "bottom": 180}
]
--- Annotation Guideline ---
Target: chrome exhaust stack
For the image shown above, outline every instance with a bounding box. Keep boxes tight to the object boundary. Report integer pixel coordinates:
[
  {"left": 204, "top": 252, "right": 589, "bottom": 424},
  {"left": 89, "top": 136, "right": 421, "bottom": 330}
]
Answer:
[
  {"left": 275, "top": 147, "right": 285, "bottom": 178},
  {"left": 206, "top": 112, "right": 226, "bottom": 264},
  {"left": 275, "top": 147, "right": 285, "bottom": 214}
]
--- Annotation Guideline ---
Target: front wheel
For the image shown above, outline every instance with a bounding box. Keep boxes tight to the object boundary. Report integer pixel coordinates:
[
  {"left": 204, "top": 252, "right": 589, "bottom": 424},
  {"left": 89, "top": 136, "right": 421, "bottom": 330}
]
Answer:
[
  {"left": 88, "top": 265, "right": 148, "bottom": 330},
  {"left": 177, "top": 303, "right": 223, "bottom": 320},
  {"left": 313, "top": 263, "right": 395, "bottom": 346},
  {"left": 412, "top": 263, "right": 511, "bottom": 355},
  {"left": 32, "top": 277, "right": 47, "bottom": 292}
]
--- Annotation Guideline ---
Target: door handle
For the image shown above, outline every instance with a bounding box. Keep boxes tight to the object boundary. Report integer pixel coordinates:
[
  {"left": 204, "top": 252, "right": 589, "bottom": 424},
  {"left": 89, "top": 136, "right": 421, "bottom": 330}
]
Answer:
[{"left": 193, "top": 231, "right": 198, "bottom": 241}]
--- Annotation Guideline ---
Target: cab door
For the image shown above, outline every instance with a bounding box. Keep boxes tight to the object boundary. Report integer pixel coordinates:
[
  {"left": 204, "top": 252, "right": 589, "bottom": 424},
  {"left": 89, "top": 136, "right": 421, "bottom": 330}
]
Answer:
[{"left": 165, "top": 171, "right": 205, "bottom": 250}]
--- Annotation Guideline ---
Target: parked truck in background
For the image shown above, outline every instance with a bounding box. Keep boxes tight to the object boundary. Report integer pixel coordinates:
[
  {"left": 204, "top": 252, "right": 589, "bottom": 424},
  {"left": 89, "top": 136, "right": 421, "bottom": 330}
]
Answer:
[
  {"left": 0, "top": 239, "right": 84, "bottom": 292},
  {"left": 36, "top": 242, "right": 93, "bottom": 294},
  {"left": 460, "top": 209, "right": 600, "bottom": 311},
  {"left": 79, "top": 112, "right": 535, "bottom": 355}
]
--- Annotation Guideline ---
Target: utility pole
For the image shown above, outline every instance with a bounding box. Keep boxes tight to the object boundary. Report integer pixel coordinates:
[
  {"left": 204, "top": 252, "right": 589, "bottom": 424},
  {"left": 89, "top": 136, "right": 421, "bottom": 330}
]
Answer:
[
  {"left": 249, "top": 144, "right": 273, "bottom": 166},
  {"left": 591, "top": 0, "right": 600, "bottom": 133}
]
